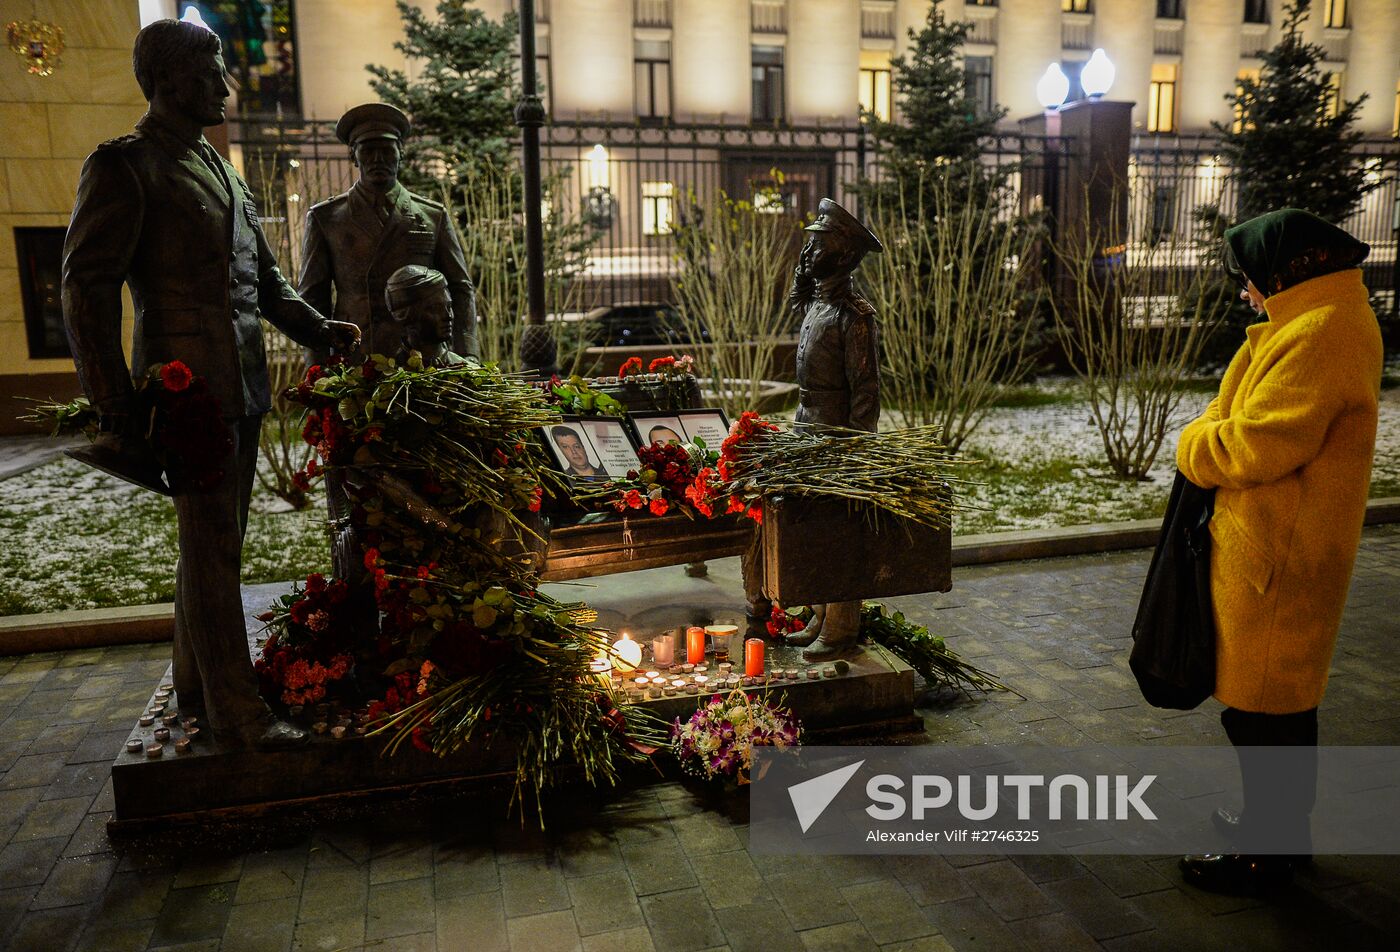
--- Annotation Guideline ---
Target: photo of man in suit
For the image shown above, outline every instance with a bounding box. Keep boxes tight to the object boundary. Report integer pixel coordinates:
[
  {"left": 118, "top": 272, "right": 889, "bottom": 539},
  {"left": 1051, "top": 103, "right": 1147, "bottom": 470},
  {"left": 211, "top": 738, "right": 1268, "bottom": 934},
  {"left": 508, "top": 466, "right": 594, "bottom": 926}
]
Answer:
[
  {"left": 298, "top": 102, "right": 478, "bottom": 362},
  {"left": 61, "top": 18, "right": 360, "bottom": 750},
  {"left": 549, "top": 426, "right": 604, "bottom": 479}
]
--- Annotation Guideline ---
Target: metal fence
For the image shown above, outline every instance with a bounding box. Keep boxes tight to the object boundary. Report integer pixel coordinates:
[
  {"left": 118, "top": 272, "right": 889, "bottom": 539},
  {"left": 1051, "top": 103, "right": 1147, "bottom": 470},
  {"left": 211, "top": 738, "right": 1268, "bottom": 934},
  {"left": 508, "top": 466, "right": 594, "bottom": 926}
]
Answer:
[
  {"left": 231, "top": 116, "right": 1398, "bottom": 316},
  {"left": 1128, "top": 134, "right": 1399, "bottom": 313}
]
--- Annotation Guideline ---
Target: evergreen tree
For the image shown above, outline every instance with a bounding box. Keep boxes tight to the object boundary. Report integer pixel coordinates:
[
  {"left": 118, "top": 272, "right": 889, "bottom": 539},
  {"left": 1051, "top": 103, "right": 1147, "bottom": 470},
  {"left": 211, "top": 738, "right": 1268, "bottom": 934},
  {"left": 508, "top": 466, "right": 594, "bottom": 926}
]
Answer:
[
  {"left": 1213, "top": 0, "right": 1373, "bottom": 224},
  {"left": 366, "top": 0, "right": 520, "bottom": 188},
  {"left": 860, "top": 0, "right": 1007, "bottom": 213}
]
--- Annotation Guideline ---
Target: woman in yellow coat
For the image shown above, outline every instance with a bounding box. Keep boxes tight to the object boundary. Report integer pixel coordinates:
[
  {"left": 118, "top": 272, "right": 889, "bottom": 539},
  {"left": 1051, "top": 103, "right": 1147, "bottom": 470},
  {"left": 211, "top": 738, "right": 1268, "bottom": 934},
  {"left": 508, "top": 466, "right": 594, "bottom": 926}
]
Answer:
[{"left": 1175, "top": 208, "right": 1382, "bottom": 894}]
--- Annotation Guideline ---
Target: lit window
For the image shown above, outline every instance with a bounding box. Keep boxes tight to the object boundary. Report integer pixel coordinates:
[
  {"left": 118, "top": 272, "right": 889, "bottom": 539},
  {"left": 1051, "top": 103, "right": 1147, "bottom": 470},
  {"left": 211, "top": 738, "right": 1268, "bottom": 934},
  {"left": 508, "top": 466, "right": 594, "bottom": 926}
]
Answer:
[
  {"left": 1232, "top": 68, "right": 1259, "bottom": 133},
  {"left": 752, "top": 46, "right": 785, "bottom": 122},
  {"left": 1323, "top": 0, "right": 1347, "bottom": 28},
  {"left": 1062, "top": 0, "right": 1090, "bottom": 12},
  {"left": 965, "top": 55, "right": 995, "bottom": 118},
  {"left": 1324, "top": 72, "right": 1344, "bottom": 118},
  {"left": 1148, "top": 63, "right": 1177, "bottom": 133},
  {"left": 859, "top": 50, "right": 892, "bottom": 123},
  {"left": 634, "top": 40, "right": 671, "bottom": 120},
  {"left": 642, "top": 181, "right": 674, "bottom": 236}
]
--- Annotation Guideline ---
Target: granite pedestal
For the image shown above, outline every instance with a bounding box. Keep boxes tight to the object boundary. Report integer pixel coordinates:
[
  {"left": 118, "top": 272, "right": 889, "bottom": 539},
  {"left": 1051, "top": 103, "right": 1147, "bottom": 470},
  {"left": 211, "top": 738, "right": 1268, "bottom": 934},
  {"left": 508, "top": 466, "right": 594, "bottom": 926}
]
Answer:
[{"left": 108, "top": 557, "right": 920, "bottom": 829}]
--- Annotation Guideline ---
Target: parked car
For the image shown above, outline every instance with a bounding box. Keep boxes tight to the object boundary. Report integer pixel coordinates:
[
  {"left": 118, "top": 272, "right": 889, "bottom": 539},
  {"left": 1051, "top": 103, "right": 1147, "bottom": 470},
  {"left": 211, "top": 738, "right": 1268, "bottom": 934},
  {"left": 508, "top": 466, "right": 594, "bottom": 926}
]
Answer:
[{"left": 551, "top": 303, "right": 709, "bottom": 348}]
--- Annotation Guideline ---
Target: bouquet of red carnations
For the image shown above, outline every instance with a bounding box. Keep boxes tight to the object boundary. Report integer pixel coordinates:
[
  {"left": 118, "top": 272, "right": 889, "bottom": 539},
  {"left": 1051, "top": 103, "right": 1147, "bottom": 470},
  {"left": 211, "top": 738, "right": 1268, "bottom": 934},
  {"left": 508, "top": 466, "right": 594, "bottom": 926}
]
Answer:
[{"left": 27, "top": 359, "right": 233, "bottom": 490}]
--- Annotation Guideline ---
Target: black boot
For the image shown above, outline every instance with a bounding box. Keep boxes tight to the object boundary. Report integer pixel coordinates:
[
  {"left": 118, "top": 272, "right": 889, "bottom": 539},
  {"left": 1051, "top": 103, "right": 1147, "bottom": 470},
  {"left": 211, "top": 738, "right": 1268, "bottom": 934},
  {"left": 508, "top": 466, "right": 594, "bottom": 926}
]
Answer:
[{"left": 1179, "top": 853, "right": 1296, "bottom": 895}]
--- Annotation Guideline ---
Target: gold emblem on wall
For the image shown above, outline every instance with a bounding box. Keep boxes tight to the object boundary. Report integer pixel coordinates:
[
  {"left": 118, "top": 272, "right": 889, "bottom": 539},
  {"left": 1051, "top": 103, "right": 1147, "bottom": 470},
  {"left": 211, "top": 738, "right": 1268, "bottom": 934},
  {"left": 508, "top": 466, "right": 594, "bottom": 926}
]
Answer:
[{"left": 6, "top": 18, "right": 65, "bottom": 77}]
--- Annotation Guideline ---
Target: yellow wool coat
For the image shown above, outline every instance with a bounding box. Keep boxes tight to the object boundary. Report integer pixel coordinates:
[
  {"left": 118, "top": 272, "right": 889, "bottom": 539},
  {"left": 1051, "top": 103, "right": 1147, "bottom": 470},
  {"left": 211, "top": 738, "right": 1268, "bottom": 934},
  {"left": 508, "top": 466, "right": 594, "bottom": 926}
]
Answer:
[{"left": 1177, "top": 268, "right": 1382, "bottom": 713}]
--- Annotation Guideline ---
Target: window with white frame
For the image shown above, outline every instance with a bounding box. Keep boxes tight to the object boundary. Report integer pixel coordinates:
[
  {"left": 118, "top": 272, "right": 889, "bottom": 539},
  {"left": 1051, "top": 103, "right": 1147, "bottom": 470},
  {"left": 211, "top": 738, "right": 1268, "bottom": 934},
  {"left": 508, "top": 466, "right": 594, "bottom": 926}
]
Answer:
[
  {"left": 641, "top": 181, "right": 674, "bottom": 236},
  {"left": 634, "top": 40, "right": 671, "bottom": 119}
]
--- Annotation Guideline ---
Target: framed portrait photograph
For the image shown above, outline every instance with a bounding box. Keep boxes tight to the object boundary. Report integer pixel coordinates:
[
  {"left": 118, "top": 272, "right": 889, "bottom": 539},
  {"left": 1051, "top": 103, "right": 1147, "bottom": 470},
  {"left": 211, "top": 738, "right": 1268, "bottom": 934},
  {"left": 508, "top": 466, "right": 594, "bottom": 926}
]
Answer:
[
  {"left": 543, "top": 418, "right": 608, "bottom": 480},
  {"left": 629, "top": 412, "right": 688, "bottom": 449},
  {"left": 578, "top": 417, "right": 644, "bottom": 479},
  {"left": 676, "top": 409, "right": 732, "bottom": 449}
]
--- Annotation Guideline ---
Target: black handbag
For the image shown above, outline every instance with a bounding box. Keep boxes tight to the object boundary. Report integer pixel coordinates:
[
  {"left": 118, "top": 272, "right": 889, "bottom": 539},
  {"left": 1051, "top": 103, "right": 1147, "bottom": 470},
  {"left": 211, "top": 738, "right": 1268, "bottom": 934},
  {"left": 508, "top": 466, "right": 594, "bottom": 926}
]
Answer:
[{"left": 1129, "top": 471, "right": 1217, "bottom": 710}]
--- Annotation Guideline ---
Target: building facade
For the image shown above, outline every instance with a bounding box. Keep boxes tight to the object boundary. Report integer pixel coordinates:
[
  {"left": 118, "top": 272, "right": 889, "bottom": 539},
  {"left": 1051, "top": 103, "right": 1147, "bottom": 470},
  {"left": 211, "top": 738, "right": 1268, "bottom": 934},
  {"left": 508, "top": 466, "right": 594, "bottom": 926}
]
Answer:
[
  {"left": 271, "top": 0, "right": 1400, "bottom": 137},
  {"left": 1, "top": 0, "right": 1397, "bottom": 425}
]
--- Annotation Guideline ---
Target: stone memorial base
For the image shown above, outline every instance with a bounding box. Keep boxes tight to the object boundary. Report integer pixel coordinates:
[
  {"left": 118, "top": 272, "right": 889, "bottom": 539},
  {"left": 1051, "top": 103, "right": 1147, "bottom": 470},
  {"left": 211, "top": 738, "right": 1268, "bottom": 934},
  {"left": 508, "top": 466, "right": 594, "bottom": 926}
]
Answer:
[{"left": 108, "top": 557, "right": 921, "bottom": 830}]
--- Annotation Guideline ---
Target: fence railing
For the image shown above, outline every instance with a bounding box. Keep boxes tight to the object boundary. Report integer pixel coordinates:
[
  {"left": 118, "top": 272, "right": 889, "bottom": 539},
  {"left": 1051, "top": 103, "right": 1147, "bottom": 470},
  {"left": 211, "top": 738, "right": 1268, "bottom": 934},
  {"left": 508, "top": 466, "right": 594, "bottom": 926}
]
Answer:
[{"left": 230, "top": 116, "right": 1398, "bottom": 317}]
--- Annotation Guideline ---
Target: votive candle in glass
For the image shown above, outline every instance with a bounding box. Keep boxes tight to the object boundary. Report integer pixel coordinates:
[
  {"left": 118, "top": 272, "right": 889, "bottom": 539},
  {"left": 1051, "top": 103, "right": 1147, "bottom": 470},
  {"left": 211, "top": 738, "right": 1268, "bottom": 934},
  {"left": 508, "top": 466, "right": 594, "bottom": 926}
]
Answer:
[
  {"left": 686, "top": 626, "right": 706, "bottom": 665},
  {"left": 651, "top": 634, "right": 675, "bottom": 667},
  {"left": 744, "top": 639, "right": 765, "bottom": 677}
]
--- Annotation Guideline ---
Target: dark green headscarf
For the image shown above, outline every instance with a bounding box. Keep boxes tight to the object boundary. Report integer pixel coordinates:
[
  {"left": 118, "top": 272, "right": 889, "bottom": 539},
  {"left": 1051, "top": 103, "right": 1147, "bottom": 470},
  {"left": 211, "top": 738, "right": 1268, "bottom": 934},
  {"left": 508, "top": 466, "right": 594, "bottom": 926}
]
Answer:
[{"left": 1223, "top": 208, "right": 1369, "bottom": 297}]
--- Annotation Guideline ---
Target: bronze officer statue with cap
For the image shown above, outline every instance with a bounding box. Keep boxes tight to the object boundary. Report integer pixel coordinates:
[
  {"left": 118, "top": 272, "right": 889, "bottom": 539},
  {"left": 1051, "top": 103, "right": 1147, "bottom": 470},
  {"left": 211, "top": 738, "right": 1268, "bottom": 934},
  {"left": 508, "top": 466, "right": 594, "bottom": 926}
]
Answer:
[
  {"left": 61, "top": 18, "right": 361, "bottom": 750},
  {"left": 299, "top": 102, "right": 478, "bottom": 361},
  {"left": 783, "top": 197, "right": 883, "bottom": 661}
]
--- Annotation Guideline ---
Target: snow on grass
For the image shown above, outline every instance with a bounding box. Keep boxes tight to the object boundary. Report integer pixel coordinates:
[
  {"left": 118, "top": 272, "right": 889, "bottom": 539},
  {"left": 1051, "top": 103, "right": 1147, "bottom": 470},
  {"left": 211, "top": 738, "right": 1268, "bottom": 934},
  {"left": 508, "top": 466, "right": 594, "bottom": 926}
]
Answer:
[
  {"left": 2, "top": 373, "right": 1396, "bottom": 616},
  {"left": 0, "top": 456, "right": 329, "bottom": 616}
]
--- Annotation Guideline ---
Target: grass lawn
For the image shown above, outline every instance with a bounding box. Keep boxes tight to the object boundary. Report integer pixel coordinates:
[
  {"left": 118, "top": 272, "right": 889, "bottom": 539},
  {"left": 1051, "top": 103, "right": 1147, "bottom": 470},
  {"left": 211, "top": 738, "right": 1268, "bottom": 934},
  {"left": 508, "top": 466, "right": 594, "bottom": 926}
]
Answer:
[{"left": 2, "top": 373, "right": 1396, "bottom": 616}]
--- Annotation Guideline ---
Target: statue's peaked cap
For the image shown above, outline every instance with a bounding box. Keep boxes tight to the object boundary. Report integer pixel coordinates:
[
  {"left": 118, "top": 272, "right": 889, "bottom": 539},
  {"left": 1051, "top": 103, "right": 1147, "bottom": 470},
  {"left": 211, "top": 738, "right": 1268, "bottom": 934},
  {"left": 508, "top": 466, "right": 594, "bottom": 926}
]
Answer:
[
  {"left": 336, "top": 102, "right": 411, "bottom": 145},
  {"left": 803, "top": 198, "right": 883, "bottom": 254}
]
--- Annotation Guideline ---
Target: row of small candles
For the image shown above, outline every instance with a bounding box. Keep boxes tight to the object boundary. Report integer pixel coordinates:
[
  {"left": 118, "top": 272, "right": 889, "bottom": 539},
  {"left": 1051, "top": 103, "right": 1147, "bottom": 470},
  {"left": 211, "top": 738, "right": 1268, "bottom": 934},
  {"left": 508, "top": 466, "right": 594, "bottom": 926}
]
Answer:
[{"left": 590, "top": 625, "right": 844, "bottom": 699}]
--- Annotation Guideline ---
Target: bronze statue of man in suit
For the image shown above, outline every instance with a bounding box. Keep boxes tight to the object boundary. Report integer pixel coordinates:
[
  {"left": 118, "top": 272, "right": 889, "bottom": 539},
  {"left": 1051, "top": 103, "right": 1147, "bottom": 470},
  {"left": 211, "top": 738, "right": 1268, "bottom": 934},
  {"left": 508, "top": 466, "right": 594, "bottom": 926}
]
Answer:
[
  {"left": 783, "top": 198, "right": 883, "bottom": 662},
  {"left": 61, "top": 19, "right": 360, "bottom": 750},
  {"left": 298, "top": 102, "right": 478, "bottom": 361}
]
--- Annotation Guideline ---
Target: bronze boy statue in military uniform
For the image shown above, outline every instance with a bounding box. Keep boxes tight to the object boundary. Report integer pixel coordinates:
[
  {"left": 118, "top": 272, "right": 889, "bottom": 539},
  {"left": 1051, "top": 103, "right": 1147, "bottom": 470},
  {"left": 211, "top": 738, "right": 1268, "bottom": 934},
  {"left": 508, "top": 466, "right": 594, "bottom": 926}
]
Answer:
[
  {"left": 385, "top": 265, "right": 470, "bottom": 368},
  {"left": 783, "top": 198, "right": 883, "bottom": 661},
  {"left": 61, "top": 18, "right": 360, "bottom": 749},
  {"left": 299, "top": 102, "right": 478, "bottom": 361}
]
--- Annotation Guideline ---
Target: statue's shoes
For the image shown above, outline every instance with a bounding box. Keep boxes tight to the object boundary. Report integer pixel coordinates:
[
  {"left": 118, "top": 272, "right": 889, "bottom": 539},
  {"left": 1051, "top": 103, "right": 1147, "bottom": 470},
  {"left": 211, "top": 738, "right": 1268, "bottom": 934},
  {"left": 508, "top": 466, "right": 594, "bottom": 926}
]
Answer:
[
  {"left": 802, "top": 637, "right": 862, "bottom": 663},
  {"left": 784, "top": 626, "right": 821, "bottom": 648},
  {"left": 250, "top": 718, "right": 310, "bottom": 751},
  {"left": 217, "top": 722, "right": 310, "bottom": 750}
]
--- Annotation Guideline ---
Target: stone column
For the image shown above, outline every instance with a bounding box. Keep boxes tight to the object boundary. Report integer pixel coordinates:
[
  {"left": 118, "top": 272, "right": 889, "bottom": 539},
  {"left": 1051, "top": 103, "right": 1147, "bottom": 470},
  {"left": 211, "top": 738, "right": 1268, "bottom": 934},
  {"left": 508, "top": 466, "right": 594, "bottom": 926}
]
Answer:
[
  {"left": 550, "top": 0, "right": 634, "bottom": 117},
  {"left": 673, "top": 0, "right": 751, "bottom": 121},
  {"left": 787, "top": 0, "right": 861, "bottom": 124}
]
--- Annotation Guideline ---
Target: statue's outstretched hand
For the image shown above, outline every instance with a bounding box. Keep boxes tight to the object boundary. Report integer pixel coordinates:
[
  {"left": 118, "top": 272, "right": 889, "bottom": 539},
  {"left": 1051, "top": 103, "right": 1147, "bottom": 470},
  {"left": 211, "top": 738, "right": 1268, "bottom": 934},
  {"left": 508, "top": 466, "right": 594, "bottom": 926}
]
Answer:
[{"left": 326, "top": 321, "right": 361, "bottom": 353}]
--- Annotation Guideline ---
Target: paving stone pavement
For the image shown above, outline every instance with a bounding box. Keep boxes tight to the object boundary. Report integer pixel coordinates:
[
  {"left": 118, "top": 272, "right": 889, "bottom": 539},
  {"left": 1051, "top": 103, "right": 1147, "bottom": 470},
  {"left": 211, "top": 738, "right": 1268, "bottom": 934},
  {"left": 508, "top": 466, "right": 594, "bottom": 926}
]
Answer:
[{"left": 1, "top": 526, "right": 1399, "bottom": 952}]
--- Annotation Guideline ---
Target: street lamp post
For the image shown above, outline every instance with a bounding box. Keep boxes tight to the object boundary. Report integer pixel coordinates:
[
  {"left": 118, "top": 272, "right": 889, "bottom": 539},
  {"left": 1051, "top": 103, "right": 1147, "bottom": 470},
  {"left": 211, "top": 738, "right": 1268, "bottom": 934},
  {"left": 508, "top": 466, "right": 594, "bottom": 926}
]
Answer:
[{"left": 515, "top": 0, "right": 556, "bottom": 376}]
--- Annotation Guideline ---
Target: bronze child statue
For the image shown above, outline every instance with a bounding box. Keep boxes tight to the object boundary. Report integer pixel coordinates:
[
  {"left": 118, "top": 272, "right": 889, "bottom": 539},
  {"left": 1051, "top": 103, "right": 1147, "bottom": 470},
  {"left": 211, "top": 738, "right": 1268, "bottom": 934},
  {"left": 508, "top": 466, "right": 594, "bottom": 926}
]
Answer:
[
  {"left": 61, "top": 18, "right": 360, "bottom": 749},
  {"left": 385, "top": 265, "right": 471, "bottom": 367},
  {"left": 783, "top": 198, "right": 884, "bottom": 662}
]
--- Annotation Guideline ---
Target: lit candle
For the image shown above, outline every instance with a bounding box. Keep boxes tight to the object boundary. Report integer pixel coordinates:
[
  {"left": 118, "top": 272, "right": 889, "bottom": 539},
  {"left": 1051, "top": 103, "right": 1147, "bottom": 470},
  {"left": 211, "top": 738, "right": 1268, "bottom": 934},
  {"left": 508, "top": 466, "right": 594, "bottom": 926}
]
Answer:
[
  {"left": 651, "top": 634, "right": 675, "bottom": 667},
  {"left": 634, "top": 677, "right": 650, "bottom": 690},
  {"left": 611, "top": 633, "right": 643, "bottom": 673},
  {"left": 670, "top": 679, "right": 687, "bottom": 691},
  {"left": 686, "top": 626, "right": 706, "bottom": 665},
  {"left": 744, "top": 638, "right": 765, "bottom": 677},
  {"left": 823, "top": 665, "right": 838, "bottom": 678},
  {"left": 645, "top": 670, "right": 661, "bottom": 681},
  {"left": 145, "top": 743, "right": 163, "bottom": 758}
]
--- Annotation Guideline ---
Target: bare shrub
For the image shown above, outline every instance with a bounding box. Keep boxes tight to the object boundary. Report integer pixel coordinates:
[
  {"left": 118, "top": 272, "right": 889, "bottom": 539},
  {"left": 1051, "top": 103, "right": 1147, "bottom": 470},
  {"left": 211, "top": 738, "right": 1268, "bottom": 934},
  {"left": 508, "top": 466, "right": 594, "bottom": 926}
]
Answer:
[
  {"left": 441, "top": 162, "right": 593, "bottom": 373},
  {"left": 861, "top": 172, "right": 1041, "bottom": 451},
  {"left": 1051, "top": 211, "right": 1230, "bottom": 480},
  {"left": 669, "top": 184, "right": 803, "bottom": 419}
]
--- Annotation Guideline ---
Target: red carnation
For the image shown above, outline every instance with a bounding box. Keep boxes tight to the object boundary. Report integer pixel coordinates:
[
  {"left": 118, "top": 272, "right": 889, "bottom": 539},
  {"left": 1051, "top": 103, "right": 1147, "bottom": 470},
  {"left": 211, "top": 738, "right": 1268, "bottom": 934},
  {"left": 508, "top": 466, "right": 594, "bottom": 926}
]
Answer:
[
  {"left": 363, "top": 547, "right": 381, "bottom": 571},
  {"left": 160, "top": 360, "right": 194, "bottom": 392},
  {"left": 623, "top": 489, "right": 645, "bottom": 509},
  {"left": 618, "top": 356, "right": 643, "bottom": 377},
  {"left": 649, "top": 498, "right": 669, "bottom": 516}
]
